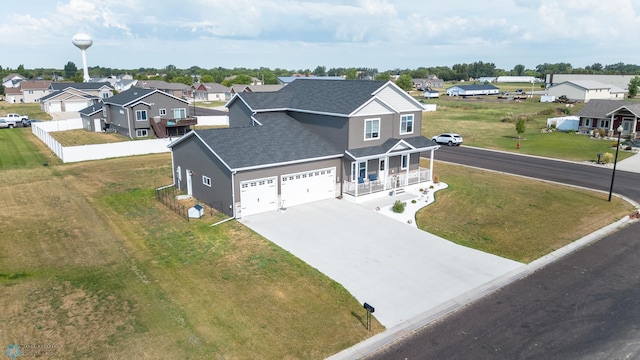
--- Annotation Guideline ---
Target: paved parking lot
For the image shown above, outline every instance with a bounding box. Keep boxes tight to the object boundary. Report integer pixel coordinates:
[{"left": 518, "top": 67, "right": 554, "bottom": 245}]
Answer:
[{"left": 239, "top": 198, "right": 523, "bottom": 328}]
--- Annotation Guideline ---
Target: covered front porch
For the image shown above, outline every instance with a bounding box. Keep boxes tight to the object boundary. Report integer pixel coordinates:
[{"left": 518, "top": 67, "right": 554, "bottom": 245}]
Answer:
[{"left": 341, "top": 137, "right": 439, "bottom": 199}]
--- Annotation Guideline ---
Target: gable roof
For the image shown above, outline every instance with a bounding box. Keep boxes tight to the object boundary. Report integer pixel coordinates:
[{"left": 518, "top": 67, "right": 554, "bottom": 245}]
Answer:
[
  {"left": 39, "top": 88, "right": 99, "bottom": 102},
  {"left": 193, "top": 82, "right": 229, "bottom": 93},
  {"left": 103, "top": 87, "right": 188, "bottom": 107},
  {"left": 575, "top": 99, "right": 637, "bottom": 118},
  {"left": 19, "top": 80, "right": 51, "bottom": 90},
  {"left": 346, "top": 136, "right": 436, "bottom": 159},
  {"left": 447, "top": 84, "right": 499, "bottom": 91},
  {"left": 79, "top": 103, "right": 104, "bottom": 116},
  {"left": 50, "top": 82, "right": 113, "bottom": 91},
  {"left": 137, "top": 80, "right": 190, "bottom": 91},
  {"left": 553, "top": 80, "right": 611, "bottom": 90},
  {"left": 2, "top": 73, "right": 26, "bottom": 82},
  {"left": 171, "top": 113, "right": 342, "bottom": 171},
  {"left": 233, "top": 79, "right": 408, "bottom": 116}
]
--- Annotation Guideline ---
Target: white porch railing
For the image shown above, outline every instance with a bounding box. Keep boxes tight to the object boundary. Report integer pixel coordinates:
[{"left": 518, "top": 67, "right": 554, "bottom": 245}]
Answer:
[{"left": 343, "top": 167, "right": 431, "bottom": 196}]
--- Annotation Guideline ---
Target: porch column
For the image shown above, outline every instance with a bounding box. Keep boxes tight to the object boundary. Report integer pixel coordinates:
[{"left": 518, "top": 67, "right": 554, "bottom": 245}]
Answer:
[
  {"left": 405, "top": 152, "right": 410, "bottom": 186},
  {"left": 429, "top": 148, "right": 435, "bottom": 182},
  {"left": 383, "top": 156, "right": 389, "bottom": 190}
]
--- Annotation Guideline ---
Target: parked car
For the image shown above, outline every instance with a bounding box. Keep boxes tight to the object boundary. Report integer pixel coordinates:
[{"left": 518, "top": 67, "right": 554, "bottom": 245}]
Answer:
[
  {"left": 0, "top": 119, "right": 9, "bottom": 128},
  {"left": 432, "top": 133, "right": 463, "bottom": 146},
  {"left": 22, "top": 119, "right": 41, "bottom": 127}
]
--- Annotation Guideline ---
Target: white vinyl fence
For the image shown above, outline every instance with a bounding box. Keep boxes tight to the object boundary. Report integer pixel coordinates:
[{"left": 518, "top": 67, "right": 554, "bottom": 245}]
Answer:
[{"left": 32, "top": 118, "right": 174, "bottom": 163}]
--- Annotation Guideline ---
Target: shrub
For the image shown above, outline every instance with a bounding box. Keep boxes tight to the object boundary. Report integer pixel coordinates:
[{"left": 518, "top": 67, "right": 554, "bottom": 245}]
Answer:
[
  {"left": 600, "top": 152, "right": 614, "bottom": 164},
  {"left": 598, "top": 128, "right": 607, "bottom": 138},
  {"left": 411, "top": 199, "right": 417, "bottom": 204},
  {"left": 392, "top": 200, "right": 406, "bottom": 213},
  {"left": 612, "top": 141, "right": 619, "bottom": 148}
]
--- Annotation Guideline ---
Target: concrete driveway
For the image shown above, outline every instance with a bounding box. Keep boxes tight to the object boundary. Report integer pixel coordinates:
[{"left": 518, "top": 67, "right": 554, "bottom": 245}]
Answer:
[{"left": 239, "top": 198, "right": 523, "bottom": 328}]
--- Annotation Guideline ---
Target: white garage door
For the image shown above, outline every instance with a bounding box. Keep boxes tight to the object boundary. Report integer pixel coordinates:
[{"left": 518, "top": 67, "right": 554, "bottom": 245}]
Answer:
[
  {"left": 65, "top": 101, "right": 89, "bottom": 112},
  {"left": 49, "top": 102, "right": 62, "bottom": 113},
  {"left": 280, "top": 167, "right": 336, "bottom": 208},
  {"left": 240, "top": 177, "right": 278, "bottom": 216}
]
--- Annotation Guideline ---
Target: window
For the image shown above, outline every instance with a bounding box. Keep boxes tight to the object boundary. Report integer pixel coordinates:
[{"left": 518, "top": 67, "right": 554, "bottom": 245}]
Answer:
[
  {"left": 583, "top": 119, "right": 591, "bottom": 127},
  {"left": 401, "top": 154, "right": 408, "bottom": 169},
  {"left": 400, "top": 114, "right": 414, "bottom": 134},
  {"left": 102, "top": 92, "right": 109, "bottom": 99},
  {"left": 135, "top": 110, "right": 148, "bottom": 121},
  {"left": 203, "top": 175, "right": 211, "bottom": 187},
  {"left": 159, "top": 108, "right": 167, "bottom": 116},
  {"left": 135, "top": 129, "right": 148, "bottom": 137},
  {"left": 600, "top": 120, "right": 610, "bottom": 128},
  {"left": 365, "top": 118, "right": 380, "bottom": 140},
  {"left": 359, "top": 161, "right": 367, "bottom": 179},
  {"left": 173, "top": 108, "right": 186, "bottom": 119}
]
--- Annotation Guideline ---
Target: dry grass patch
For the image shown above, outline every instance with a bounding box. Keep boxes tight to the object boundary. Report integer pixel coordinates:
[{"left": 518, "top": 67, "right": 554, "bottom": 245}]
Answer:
[
  {"left": 50, "top": 129, "right": 130, "bottom": 146},
  {"left": 418, "top": 161, "right": 634, "bottom": 263}
]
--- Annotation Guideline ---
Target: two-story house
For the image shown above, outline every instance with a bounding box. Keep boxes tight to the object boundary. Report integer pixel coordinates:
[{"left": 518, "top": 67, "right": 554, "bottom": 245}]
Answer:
[
  {"left": 100, "top": 87, "right": 195, "bottom": 138},
  {"left": 168, "top": 79, "right": 439, "bottom": 217},
  {"left": 40, "top": 82, "right": 114, "bottom": 114}
]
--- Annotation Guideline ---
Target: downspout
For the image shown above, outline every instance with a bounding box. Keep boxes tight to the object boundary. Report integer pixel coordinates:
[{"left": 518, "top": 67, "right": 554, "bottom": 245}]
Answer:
[
  {"left": 125, "top": 105, "right": 132, "bottom": 139},
  {"left": 212, "top": 170, "right": 237, "bottom": 226}
]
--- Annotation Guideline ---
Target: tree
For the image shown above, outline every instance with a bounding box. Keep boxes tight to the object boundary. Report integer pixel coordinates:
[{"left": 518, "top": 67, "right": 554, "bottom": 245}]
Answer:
[
  {"left": 516, "top": 118, "right": 526, "bottom": 148},
  {"left": 375, "top": 72, "right": 391, "bottom": 81},
  {"left": 312, "top": 66, "right": 326, "bottom": 77},
  {"left": 395, "top": 74, "right": 414, "bottom": 91},
  {"left": 345, "top": 68, "right": 358, "bottom": 80},
  {"left": 512, "top": 64, "right": 525, "bottom": 76},
  {"left": 63, "top": 61, "right": 78, "bottom": 79},
  {"left": 628, "top": 76, "right": 640, "bottom": 98}
]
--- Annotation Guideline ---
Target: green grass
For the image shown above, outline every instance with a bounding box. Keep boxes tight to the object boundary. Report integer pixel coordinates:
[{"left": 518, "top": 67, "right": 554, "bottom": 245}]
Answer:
[
  {"left": 418, "top": 161, "right": 634, "bottom": 263},
  {"left": 0, "top": 127, "right": 50, "bottom": 168},
  {"left": 0, "top": 102, "right": 52, "bottom": 120},
  {"left": 422, "top": 96, "right": 634, "bottom": 162}
]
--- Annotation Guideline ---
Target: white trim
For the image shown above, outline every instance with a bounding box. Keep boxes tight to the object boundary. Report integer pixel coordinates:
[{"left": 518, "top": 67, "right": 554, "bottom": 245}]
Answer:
[
  {"left": 399, "top": 114, "right": 414, "bottom": 135},
  {"left": 203, "top": 175, "right": 212, "bottom": 187},
  {"left": 364, "top": 118, "right": 380, "bottom": 140},
  {"left": 135, "top": 109, "right": 148, "bottom": 121},
  {"left": 135, "top": 128, "right": 148, "bottom": 137},
  {"left": 159, "top": 108, "right": 167, "bottom": 116}
]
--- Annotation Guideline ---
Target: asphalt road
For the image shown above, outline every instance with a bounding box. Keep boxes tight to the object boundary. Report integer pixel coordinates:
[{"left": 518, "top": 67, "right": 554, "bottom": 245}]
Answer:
[{"left": 367, "top": 146, "right": 640, "bottom": 360}]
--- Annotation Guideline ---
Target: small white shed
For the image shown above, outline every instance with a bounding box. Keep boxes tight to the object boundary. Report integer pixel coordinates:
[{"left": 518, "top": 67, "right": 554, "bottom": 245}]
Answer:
[
  {"left": 188, "top": 204, "right": 204, "bottom": 218},
  {"left": 547, "top": 116, "right": 579, "bottom": 131}
]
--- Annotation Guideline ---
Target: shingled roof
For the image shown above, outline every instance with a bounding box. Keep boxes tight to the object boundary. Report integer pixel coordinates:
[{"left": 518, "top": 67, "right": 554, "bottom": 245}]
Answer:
[
  {"left": 191, "top": 112, "right": 342, "bottom": 170},
  {"left": 234, "top": 79, "right": 388, "bottom": 115},
  {"left": 50, "top": 82, "right": 113, "bottom": 91},
  {"left": 576, "top": 99, "right": 640, "bottom": 118}
]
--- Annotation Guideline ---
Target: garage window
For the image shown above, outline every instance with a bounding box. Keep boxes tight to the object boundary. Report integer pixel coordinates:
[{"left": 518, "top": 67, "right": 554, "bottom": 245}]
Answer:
[{"left": 203, "top": 175, "right": 211, "bottom": 187}]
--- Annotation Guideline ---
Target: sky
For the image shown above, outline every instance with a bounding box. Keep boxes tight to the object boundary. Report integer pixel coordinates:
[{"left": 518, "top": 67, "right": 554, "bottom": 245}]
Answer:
[{"left": 2, "top": 0, "right": 640, "bottom": 72}]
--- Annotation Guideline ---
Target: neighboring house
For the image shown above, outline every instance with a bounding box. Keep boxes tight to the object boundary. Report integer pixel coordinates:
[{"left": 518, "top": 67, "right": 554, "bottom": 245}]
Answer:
[
  {"left": 168, "top": 79, "right": 439, "bottom": 217},
  {"left": 79, "top": 103, "right": 104, "bottom": 132},
  {"left": 495, "top": 76, "right": 539, "bottom": 83},
  {"left": 576, "top": 99, "right": 640, "bottom": 138},
  {"left": 101, "top": 87, "right": 194, "bottom": 139},
  {"left": 2, "top": 73, "right": 26, "bottom": 88},
  {"left": 4, "top": 87, "right": 23, "bottom": 103},
  {"left": 137, "top": 80, "right": 190, "bottom": 99},
  {"left": 445, "top": 84, "right": 500, "bottom": 96},
  {"left": 40, "top": 82, "right": 114, "bottom": 114},
  {"left": 191, "top": 82, "right": 229, "bottom": 101},
  {"left": 19, "top": 80, "right": 52, "bottom": 103},
  {"left": 228, "top": 84, "right": 283, "bottom": 96},
  {"left": 547, "top": 80, "right": 626, "bottom": 103}
]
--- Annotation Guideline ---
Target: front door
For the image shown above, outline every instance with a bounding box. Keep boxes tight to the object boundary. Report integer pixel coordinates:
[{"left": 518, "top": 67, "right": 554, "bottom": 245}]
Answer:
[
  {"left": 378, "top": 158, "right": 386, "bottom": 182},
  {"left": 622, "top": 119, "right": 634, "bottom": 135},
  {"left": 186, "top": 169, "right": 193, "bottom": 196}
]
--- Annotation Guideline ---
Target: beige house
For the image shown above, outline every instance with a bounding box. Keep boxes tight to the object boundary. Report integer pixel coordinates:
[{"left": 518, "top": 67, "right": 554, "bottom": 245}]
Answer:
[{"left": 18, "top": 80, "right": 52, "bottom": 103}]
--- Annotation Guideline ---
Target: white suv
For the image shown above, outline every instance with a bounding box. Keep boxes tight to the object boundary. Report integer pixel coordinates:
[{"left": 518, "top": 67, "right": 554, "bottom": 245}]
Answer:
[{"left": 432, "top": 133, "right": 463, "bottom": 146}]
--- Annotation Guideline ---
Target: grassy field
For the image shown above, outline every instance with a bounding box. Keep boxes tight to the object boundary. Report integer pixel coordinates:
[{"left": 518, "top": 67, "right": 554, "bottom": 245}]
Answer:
[
  {"left": 417, "top": 160, "right": 635, "bottom": 263},
  {"left": 421, "top": 95, "right": 634, "bottom": 162},
  {"left": 0, "top": 143, "right": 382, "bottom": 359},
  {"left": 50, "top": 129, "right": 130, "bottom": 146},
  {"left": 0, "top": 102, "right": 52, "bottom": 120}
]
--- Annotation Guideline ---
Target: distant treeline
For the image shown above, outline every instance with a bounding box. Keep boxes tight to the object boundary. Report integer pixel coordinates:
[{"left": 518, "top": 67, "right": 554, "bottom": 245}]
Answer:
[{"left": 2, "top": 61, "right": 640, "bottom": 86}]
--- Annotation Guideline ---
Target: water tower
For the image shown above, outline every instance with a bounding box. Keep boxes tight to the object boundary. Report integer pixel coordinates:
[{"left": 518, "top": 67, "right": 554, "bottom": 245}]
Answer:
[{"left": 72, "top": 33, "right": 93, "bottom": 82}]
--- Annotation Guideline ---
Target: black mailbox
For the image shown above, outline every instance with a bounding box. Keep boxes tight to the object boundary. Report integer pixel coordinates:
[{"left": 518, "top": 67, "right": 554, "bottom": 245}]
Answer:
[{"left": 363, "top": 302, "right": 375, "bottom": 313}]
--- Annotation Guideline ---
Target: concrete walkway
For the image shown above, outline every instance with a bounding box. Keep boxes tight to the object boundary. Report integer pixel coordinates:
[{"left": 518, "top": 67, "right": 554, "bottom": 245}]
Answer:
[
  {"left": 238, "top": 189, "right": 523, "bottom": 328},
  {"left": 616, "top": 150, "right": 640, "bottom": 173}
]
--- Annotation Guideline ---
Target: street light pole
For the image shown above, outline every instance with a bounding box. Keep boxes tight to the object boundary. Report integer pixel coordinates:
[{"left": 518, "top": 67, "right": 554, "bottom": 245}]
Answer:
[{"left": 608, "top": 125, "right": 624, "bottom": 201}]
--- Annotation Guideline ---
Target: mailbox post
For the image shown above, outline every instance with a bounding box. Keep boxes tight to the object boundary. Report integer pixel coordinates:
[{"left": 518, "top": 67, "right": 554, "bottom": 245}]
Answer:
[{"left": 363, "top": 302, "right": 375, "bottom": 331}]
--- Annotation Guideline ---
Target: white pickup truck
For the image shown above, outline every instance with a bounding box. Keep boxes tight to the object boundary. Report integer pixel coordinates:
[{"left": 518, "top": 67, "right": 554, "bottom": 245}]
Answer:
[{"left": 0, "top": 113, "right": 29, "bottom": 128}]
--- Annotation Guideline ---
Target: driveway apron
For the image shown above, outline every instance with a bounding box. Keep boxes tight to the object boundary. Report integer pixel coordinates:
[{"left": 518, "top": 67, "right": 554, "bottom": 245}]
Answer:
[{"left": 239, "top": 198, "right": 523, "bottom": 328}]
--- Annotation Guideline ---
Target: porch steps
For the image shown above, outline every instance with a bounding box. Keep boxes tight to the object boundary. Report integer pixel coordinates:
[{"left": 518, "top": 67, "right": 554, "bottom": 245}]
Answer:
[{"left": 394, "top": 188, "right": 405, "bottom": 195}]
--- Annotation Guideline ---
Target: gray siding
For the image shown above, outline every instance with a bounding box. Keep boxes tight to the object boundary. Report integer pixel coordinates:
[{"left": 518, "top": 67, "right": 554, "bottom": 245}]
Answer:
[
  {"left": 346, "top": 110, "right": 423, "bottom": 149},
  {"left": 172, "top": 136, "right": 234, "bottom": 216},
  {"left": 228, "top": 101, "right": 254, "bottom": 127},
  {"left": 288, "top": 111, "right": 350, "bottom": 151}
]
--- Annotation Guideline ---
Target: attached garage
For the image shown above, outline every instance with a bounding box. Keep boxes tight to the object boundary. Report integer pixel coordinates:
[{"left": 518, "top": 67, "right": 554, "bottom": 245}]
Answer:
[
  {"left": 239, "top": 176, "right": 278, "bottom": 216},
  {"left": 280, "top": 167, "right": 336, "bottom": 208}
]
